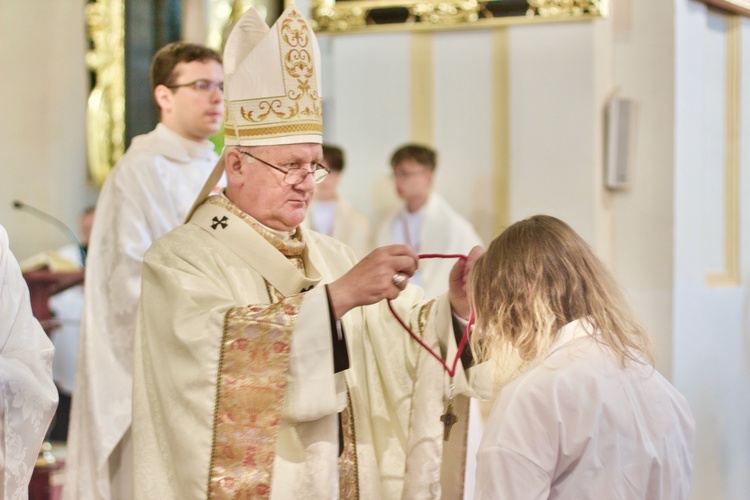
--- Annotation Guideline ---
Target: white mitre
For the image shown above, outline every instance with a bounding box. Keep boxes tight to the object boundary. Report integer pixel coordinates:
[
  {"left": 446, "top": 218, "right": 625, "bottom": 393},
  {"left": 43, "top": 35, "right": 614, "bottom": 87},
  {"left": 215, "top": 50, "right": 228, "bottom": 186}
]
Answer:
[
  {"left": 223, "top": 6, "right": 322, "bottom": 146},
  {"left": 187, "top": 5, "right": 323, "bottom": 218}
]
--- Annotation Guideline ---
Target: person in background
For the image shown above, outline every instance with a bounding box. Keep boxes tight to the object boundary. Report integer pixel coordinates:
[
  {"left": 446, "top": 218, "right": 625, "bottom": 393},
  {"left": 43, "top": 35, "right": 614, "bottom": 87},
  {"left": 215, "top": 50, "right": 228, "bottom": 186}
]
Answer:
[
  {"left": 375, "top": 143, "right": 483, "bottom": 299},
  {"left": 131, "top": 7, "right": 488, "bottom": 499},
  {"left": 304, "top": 144, "right": 372, "bottom": 259},
  {"left": 471, "top": 215, "right": 696, "bottom": 499},
  {"left": 47, "top": 206, "right": 94, "bottom": 442},
  {"left": 0, "top": 224, "right": 58, "bottom": 499},
  {"left": 65, "top": 42, "right": 224, "bottom": 500},
  {"left": 375, "top": 142, "right": 485, "bottom": 498}
]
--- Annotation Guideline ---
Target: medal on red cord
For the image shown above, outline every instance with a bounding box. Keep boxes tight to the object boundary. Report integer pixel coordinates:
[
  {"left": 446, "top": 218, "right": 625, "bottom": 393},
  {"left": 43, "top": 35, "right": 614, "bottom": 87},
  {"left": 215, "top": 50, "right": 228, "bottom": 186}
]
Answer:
[{"left": 387, "top": 253, "right": 474, "bottom": 441}]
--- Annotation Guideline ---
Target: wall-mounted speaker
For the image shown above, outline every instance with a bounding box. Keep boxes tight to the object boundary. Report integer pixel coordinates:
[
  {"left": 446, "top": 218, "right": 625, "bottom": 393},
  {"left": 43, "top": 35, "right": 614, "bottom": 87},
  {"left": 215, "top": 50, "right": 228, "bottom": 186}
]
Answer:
[{"left": 605, "top": 96, "right": 636, "bottom": 190}]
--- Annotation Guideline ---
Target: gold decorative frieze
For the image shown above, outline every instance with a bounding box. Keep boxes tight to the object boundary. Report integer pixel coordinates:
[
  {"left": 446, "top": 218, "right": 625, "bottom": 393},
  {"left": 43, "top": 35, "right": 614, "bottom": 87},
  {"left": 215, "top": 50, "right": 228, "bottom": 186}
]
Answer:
[
  {"left": 528, "top": 0, "right": 606, "bottom": 17},
  {"left": 699, "top": 0, "right": 750, "bottom": 17},
  {"left": 311, "top": 0, "right": 607, "bottom": 33},
  {"left": 85, "top": 0, "right": 125, "bottom": 187}
]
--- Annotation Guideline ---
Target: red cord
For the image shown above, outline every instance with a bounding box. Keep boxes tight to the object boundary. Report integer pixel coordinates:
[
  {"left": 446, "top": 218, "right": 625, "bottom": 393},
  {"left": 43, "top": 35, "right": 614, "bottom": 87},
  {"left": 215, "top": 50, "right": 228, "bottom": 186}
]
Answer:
[{"left": 387, "top": 253, "right": 474, "bottom": 377}]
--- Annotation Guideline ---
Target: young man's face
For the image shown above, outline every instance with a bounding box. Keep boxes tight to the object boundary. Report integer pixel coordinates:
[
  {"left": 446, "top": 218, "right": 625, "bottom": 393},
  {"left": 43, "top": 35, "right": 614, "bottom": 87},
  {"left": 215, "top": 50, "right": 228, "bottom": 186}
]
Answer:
[
  {"left": 157, "top": 59, "right": 224, "bottom": 142},
  {"left": 392, "top": 158, "right": 433, "bottom": 205}
]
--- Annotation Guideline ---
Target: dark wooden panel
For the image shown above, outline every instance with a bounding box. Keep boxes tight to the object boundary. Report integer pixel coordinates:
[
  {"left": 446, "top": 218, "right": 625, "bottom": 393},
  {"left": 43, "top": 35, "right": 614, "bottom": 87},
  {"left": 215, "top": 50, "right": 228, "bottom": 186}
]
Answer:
[{"left": 124, "top": 0, "right": 182, "bottom": 147}]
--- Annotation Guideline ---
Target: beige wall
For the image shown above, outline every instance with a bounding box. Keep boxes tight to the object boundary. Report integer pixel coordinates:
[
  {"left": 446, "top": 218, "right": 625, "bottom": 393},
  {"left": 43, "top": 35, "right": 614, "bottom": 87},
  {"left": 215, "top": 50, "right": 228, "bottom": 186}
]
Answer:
[
  {"left": 0, "top": 0, "right": 97, "bottom": 260},
  {"left": 609, "top": 0, "right": 677, "bottom": 379},
  {"left": 673, "top": 4, "right": 750, "bottom": 499}
]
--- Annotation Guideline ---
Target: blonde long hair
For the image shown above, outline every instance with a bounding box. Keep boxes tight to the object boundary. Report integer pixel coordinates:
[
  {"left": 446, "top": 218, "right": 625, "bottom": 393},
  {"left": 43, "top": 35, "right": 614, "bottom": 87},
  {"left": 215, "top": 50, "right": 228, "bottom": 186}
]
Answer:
[{"left": 470, "top": 215, "right": 653, "bottom": 385}]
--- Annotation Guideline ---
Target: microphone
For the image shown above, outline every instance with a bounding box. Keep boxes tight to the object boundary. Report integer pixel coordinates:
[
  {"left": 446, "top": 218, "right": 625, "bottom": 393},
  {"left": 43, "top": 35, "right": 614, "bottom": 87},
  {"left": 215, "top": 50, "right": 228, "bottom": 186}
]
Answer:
[{"left": 12, "top": 200, "right": 86, "bottom": 267}]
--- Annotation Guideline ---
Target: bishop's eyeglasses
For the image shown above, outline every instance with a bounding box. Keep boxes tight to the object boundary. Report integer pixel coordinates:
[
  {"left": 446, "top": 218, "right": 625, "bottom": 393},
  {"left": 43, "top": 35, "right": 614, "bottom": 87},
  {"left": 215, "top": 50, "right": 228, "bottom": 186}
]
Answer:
[
  {"left": 166, "top": 79, "right": 224, "bottom": 93},
  {"left": 239, "top": 151, "right": 330, "bottom": 185}
]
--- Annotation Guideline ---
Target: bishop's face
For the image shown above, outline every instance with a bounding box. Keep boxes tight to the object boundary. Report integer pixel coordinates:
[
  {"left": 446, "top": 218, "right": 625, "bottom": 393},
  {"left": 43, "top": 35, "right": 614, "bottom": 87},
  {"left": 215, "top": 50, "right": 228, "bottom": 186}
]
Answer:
[{"left": 225, "top": 143, "right": 323, "bottom": 232}]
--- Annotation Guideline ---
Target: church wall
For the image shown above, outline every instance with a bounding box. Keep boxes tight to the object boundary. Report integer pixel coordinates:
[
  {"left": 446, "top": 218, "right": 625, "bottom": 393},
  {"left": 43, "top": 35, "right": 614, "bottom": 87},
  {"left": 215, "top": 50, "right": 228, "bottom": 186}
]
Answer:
[
  {"left": 607, "top": 0, "right": 677, "bottom": 380},
  {"left": 673, "top": 3, "right": 750, "bottom": 499},
  {"left": 320, "top": 32, "right": 412, "bottom": 232},
  {"left": 0, "top": 0, "right": 97, "bottom": 260},
  {"left": 432, "top": 30, "right": 496, "bottom": 244},
  {"left": 507, "top": 22, "right": 601, "bottom": 243}
]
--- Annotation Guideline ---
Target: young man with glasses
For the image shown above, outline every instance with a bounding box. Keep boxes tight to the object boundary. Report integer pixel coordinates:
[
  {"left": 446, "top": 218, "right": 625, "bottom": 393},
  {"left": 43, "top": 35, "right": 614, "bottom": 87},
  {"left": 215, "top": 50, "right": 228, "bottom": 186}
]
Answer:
[
  {"left": 131, "top": 7, "right": 488, "bottom": 499},
  {"left": 65, "top": 42, "right": 224, "bottom": 500}
]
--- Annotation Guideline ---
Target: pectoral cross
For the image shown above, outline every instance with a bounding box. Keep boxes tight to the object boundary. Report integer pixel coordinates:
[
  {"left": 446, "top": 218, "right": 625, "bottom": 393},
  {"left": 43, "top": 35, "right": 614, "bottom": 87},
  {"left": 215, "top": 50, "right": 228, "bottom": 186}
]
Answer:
[{"left": 440, "top": 402, "right": 458, "bottom": 441}]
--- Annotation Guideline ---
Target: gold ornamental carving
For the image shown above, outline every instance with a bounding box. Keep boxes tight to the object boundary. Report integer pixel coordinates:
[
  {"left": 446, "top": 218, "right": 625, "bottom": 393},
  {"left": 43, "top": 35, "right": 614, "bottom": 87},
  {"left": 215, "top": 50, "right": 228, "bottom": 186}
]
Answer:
[
  {"left": 239, "top": 12, "right": 321, "bottom": 124},
  {"left": 85, "top": 0, "right": 125, "bottom": 187},
  {"left": 311, "top": 0, "right": 608, "bottom": 33}
]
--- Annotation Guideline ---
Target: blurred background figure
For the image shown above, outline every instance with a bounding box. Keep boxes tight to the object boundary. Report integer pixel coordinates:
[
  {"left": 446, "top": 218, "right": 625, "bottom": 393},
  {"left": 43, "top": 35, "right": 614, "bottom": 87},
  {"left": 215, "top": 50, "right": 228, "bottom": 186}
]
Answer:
[
  {"left": 47, "top": 206, "right": 95, "bottom": 442},
  {"left": 375, "top": 142, "right": 485, "bottom": 498},
  {"left": 376, "top": 143, "right": 483, "bottom": 299},
  {"left": 304, "top": 144, "right": 372, "bottom": 259},
  {"left": 0, "top": 224, "right": 58, "bottom": 498}
]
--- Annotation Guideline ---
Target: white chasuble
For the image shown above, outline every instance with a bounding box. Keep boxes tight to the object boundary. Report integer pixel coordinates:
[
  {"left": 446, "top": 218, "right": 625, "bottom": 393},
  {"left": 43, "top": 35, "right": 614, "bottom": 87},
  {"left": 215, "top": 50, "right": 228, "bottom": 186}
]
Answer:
[
  {"left": 132, "top": 195, "right": 488, "bottom": 499},
  {"left": 0, "top": 225, "right": 58, "bottom": 500}
]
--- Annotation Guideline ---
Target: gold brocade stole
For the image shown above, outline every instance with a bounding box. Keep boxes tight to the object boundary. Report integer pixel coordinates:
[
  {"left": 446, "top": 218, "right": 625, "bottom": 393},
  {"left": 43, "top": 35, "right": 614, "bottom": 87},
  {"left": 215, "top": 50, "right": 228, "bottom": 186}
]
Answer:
[
  {"left": 207, "top": 198, "right": 304, "bottom": 499},
  {"left": 339, "top": 390, "right": 359, "bottom": 498},
  {"left": 209, "top": 302, "right": 297, "bottom": 498}
]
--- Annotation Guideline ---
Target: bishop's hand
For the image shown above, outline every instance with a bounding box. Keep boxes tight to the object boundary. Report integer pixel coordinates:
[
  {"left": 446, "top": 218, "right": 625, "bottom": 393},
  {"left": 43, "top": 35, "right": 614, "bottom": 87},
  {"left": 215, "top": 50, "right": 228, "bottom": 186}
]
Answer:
[
  {"left": 449, "top": 245, "right": 484, "bottom": 320},
  {"left": 327, "top": 244, "right": 419, "bottom": 319}
]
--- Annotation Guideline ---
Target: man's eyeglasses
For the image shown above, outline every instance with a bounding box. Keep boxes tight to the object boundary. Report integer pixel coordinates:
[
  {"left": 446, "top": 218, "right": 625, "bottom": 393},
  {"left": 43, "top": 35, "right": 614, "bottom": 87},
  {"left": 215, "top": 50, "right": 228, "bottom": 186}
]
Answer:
[
  {"left": 239, "top": 151, "right": 330, "bottom": 185},
  {"left": 166, "top": 79, "right": 223, "bottom": 93},
  {"left": 392, "top": 167, "right": 429, "bottom": 180}
]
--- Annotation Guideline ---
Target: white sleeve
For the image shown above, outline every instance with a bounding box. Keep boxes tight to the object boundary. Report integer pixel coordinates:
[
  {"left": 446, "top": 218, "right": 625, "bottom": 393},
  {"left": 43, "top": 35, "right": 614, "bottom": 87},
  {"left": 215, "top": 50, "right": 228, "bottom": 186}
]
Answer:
[
  {"left": 281, "top": 286, "right": 346, "bottom": 422},
  {"left": 0, "top": 226, "right": 58, "bottom": 499}
]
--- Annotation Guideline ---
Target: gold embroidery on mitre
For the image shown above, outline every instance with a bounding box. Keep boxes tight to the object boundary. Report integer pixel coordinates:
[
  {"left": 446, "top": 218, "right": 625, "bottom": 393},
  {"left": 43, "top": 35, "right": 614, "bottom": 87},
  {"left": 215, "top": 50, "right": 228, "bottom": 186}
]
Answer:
[
  {"left": 224, "top": 122, "right": 323, "bottom": 140},
  {"left": 225, "top": 9, "right": 322, "bottom": 142},
  {"left": 208, "top": 300, "right": 301, "bottom": 498}
]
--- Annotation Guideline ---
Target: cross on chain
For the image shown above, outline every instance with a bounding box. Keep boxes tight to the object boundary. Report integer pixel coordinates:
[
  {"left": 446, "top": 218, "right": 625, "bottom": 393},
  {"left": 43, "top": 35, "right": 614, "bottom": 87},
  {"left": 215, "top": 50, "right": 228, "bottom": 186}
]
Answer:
[{"left": 440, "top": 402, "right": 458, "bottom": 441}]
